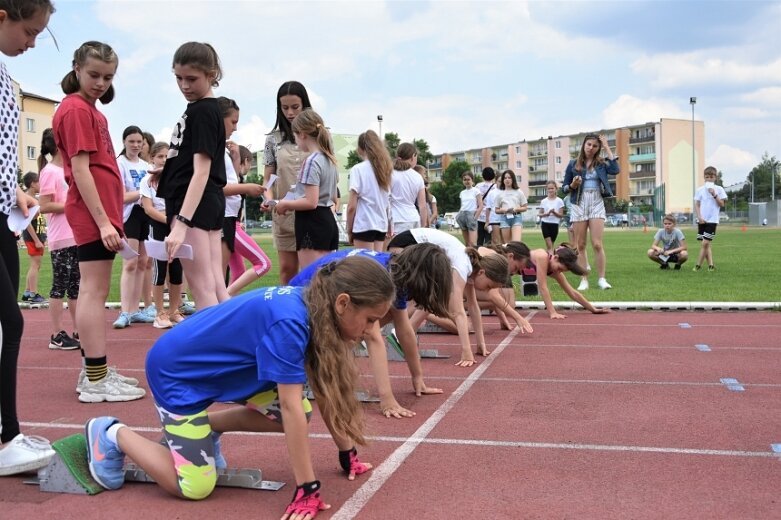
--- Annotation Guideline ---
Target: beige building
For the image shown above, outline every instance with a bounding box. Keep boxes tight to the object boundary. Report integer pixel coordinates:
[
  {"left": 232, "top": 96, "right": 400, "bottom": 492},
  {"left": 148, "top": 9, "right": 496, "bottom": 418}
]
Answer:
[
  {"left": 431, "top": 118, "right": 704, "bottom": 214},
  {"left": 14, "top": 80, "right": 58, "bottom": 176}
]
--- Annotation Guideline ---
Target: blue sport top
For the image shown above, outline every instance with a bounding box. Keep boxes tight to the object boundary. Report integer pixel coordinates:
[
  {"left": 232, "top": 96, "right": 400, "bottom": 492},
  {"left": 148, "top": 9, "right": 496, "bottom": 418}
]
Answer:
[
  {"left": 290, "top": 248, "right": 407, "bottom": 310},
  {"left": 146, "top": 286, "right": 309, "bottom": 415}
]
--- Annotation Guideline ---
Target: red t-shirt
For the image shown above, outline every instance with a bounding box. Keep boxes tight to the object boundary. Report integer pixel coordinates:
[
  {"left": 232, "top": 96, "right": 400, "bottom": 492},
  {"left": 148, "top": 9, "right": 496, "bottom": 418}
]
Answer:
[{"left": 52, "top": 94, "right": 124, "bottom": 245}]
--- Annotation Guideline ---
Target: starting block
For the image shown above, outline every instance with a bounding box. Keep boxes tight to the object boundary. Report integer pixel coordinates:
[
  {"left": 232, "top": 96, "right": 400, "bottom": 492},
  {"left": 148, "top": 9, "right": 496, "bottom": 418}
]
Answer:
[
  {"left": 26, "top": 433, "right": 285, "bottom": 494},
  {"left": 417, "top": 322, "right": 449, "bottom": 334},
  {"left": 355, "top": 390, "right": 381, "bottom": 403},
  {"left": 353, "top": 329, "right": 449, "bottom": 361},
  {"left": 124, "top": 464, "right": 285, "bottom": 491}
]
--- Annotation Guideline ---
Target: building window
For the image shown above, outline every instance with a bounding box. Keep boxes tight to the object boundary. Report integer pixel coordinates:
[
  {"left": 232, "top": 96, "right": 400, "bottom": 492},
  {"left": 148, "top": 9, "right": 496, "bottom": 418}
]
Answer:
[
  {"left": 555, "top": 141, "right": 561, "bottom": 149},
  {"left": 515, "top": 160, "right": 522, "bottom": 168},
  {"left": 26, "top": 118, "right": 35, "bottom": 133},
  {"left": 555, "top": 157, "right": 561, "bottom": 164},
  {"left": 515, "top": 146, "right": 521, "bottom": 154},
  {"left": 26, "top": 146, "right": 36, "bottom": 159}
]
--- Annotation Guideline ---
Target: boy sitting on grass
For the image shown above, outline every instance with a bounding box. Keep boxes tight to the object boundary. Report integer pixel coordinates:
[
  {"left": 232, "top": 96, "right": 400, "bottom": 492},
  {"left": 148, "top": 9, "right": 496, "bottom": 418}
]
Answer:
[{"left": 647, "top": 213, "right": 688, "bottom": 270}]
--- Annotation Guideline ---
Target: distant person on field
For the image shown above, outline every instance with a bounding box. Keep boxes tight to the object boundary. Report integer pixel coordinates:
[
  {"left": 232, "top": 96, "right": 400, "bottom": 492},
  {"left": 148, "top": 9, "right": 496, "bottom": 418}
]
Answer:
[
  {"left": 692, "top": 166, "right": 726, "bottom": 271},
  {"left": 455, "top": 172, "right": 482, "bottom": 247},
  {"left": 475, "top": 167, "right": 495, "bottom": 246},
  {"left": 647, "top": 214, "right": 688, "bottom": 270},
  {"left": 20, "top": 172, "right": 46, "bottom": 304},
  {"left": 538, "top": 180, "right": 564, "bottom": 254}
]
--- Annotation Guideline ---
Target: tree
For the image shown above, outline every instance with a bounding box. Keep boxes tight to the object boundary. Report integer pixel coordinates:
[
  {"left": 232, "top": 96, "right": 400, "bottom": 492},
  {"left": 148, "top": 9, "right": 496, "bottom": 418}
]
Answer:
[
  {"left": 413, "top": 138, "right": 434, "bottom": 171},
  {"left": 345, "top": 149, "right": 361, "bottom": 170},
  {"left": 384, "top": 132, "right": 400, "bottom": 158},
  {"left": 244, "top": 171, "right": 264, "bottom": 221},
  {"left": 429, "top": 160, "right": 471, "bottom": 213},
  {"left": 744, "top": 152, "right": 780, "bottom": 202}
]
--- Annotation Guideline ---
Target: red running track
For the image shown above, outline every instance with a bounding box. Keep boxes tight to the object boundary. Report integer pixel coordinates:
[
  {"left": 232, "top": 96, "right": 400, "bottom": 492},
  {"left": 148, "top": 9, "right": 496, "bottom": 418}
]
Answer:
[{"left": 2, "top": 307, "right": 780, "bottom": 519}]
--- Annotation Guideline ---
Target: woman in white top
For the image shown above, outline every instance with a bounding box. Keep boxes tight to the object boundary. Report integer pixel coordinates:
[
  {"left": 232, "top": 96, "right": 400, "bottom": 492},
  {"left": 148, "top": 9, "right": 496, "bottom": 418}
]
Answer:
[
  {"left": 389, "top": 143, "right": 427, "bottom": 235},
  {"left": 494, "top": 169, "right": 528, "bottom": 243},
  {"left": 113, "top": 125, "right": 154, "bottom": 328},
  {"left": 538, "top": 180, "right": 565, "bottom": 254},
  {"left": 346, "top": 130, "right": 393, "bottom": 251}
]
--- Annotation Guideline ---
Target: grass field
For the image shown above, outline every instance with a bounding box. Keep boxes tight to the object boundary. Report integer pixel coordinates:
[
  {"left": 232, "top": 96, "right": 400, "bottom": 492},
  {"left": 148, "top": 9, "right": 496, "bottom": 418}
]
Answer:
[{"left": 17, "top": 226, "right": 781, "bottom": 304}]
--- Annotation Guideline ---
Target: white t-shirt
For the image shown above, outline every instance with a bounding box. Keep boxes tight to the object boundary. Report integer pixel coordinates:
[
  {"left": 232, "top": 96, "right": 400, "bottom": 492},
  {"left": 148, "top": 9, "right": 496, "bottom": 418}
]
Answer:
[
  {"left": 139, "top": 175, "right": 165, "bottom": 213},
  {"left": 494, "top": 188, "right": 528, "bottom": 212},
  {"left": 117, "top": 155, "right": 151, "bottom": 222},
  {"left": 476, "top": 181, "right": 494, "bottom": 222},
  {"left": 484, "top": 187, "right": 501, "bottom": 224},
  {"left": 348, "top": 160, "right": 390, "bottom": 233},
  {"left": 539, "top": 196, "right": 565, "bottom": 224},
  {"left": 390, "top": 168, "right": 424, "bottom": 224},
  {"left": 224, "top": 150, "right": 242, "bottom": 218},
  {"left": 409, "top": 228, "right": 472, "bottom": 282},
  {"left": 459, "top": 186, "right": 481, "bottom": 212},
  {"left": 694, "top": 183, "right": 727, "bottom": 223}
]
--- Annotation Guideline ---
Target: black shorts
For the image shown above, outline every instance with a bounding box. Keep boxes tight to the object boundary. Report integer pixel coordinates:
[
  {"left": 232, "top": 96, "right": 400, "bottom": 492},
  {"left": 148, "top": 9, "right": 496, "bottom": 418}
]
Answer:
[
  {"left": 387, "top": 230, "right": 418, "bottom": 249},
  {"left": 352, "top": 229, "right": 386, "bottom": 242},
  {"left": 667, "top": 253, "right": 680, "bottom": 264},
  {"left": 123, "top": 204, "right": 150, "bottom": 241},
  {"left": 221, "top": 216, "right": 238, "bottom": 252},
  {"left": 77, "top": 239, "right": 116, "bottom": 262},
  {"left": 295, "top": 206, "right": 339, "bottom": 251},
  {"left": 697, "top": 222, "right": 717, "bottom": 241},
  {"left": 166, "top": 189, "right": 225, "bottom": 231},
  {"left": 540, "top": 222, "right": 559, "bottom": 242}
]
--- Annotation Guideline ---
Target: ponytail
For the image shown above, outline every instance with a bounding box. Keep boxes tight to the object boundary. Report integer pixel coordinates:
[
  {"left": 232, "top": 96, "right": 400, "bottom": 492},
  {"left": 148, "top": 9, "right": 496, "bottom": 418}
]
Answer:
[
  {"left": 38, "top": 127, "right": 57, "bottom": 172},
  {"left": 292, "top": 109, "right": 337, "bottom": 166},
  {"left": 61, "top": 41, "right": 118, "bottom": 105},
  {"left": 393, "top": 142, "right": 417, "bottom": 171},
  {"left": 358, "top": 130, "right": 392, "bottom": 190}
]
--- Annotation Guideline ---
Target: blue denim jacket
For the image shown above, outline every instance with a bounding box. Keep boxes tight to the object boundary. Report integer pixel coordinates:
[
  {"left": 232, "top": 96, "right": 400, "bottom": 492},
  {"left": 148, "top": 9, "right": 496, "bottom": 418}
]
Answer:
[{"left": 562, "top": 158, "right": 620, "bottom": 204}]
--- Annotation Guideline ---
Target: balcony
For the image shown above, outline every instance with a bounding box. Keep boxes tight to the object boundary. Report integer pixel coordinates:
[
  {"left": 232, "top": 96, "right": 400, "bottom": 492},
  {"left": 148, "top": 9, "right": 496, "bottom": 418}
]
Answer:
[
  {"left": 629, "top": 153, "right": 656, "bottom": 163},
  {"left": 630, "top": 134, "right": 655, "bottom": 144},
  {"left": 629, "top": 170, "right": 655, "bottom": 179},
  {"left": 528, "top": 150, "right": 548, "bottom": 158},
  {"left": 529, "top": 179, "right": 548, "bottom": 186},
  {"left": 630, "top": 189, "right": 655, "bottom": 196}
]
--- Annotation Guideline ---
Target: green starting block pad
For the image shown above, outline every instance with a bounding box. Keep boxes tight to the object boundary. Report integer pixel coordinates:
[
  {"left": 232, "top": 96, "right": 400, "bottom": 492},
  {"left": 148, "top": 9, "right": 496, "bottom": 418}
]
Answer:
[
  {"left": 124, "top": 464, "right": 285, "bottom": 491},
  {"left": 25, "top": 433, "right": 104, "bottom": 495}
]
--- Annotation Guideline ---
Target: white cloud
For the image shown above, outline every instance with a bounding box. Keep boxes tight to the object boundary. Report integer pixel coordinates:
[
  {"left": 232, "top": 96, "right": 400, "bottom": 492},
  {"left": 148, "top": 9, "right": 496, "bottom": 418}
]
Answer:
[
  {"left": 707, "top": 144, "right": 756, "bottom": 186},
  {"left": 741, "top": 87, "right": 781, "bottom": 108},
  {"left": 601, "top": 95, "right": 688, "bottom": 128},
  {"left": 230, "top": 114, "right": 271, "bottom": 152},
  {"left": 631, "top": 53, "right": 781, "bottom": 89}
]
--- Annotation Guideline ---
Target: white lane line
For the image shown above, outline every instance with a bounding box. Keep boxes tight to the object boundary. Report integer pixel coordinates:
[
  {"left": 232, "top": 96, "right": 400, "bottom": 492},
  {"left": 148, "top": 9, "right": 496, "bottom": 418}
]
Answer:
[
  {"left": 22, "top": 421, "right": 776, "bottom": 459},
  {"left": 330, "top": 327, "right": 522, "bottom": 520},
  {"left": 377, "top": 375, "right": 781, "bottom": 388}
]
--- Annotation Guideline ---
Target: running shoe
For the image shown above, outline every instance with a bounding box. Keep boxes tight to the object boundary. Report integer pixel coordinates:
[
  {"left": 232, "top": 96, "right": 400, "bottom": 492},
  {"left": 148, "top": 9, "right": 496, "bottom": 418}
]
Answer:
[
  {"left": 85, "top": 417, "right": 125, "bottom": 490},
  {"left": 0, "top": 434, "right": 55, "bottom": 476},
  {"left": 112, "top": 312, "right": 131, "bottom": 329},
  {"left": 49, "top": 330, "right": 80, "bottom": 351},
  {"left": 76, "top": 368, "right": 139, "bottom": 394}
]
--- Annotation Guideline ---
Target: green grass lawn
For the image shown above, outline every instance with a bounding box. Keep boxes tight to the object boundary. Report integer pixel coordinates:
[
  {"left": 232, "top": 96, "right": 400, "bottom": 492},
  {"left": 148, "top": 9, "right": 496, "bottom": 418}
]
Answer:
[{"left": 18, "top": 226, "right": 781, "bottom": 303}]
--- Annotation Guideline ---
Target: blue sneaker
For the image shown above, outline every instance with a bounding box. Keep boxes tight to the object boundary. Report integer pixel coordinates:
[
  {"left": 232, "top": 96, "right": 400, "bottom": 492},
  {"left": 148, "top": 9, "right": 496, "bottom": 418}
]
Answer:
[
  {"left": 112, "top": 312, "right": 131, "bottom": 329},
  {"left": 86, "top": 416, "right": 126, "bottom": 490},
  {"left": 212, "top": 432, "right": 227, "bottom": 470},
  {"left": 179, "top": 302, "right": 196, "bottom": 316},
  {"left": 129, "top": 310, "right": 154, "bottom": 324},
  {"left": 144, "top": 304, "right": 157, "bottom": 319}
]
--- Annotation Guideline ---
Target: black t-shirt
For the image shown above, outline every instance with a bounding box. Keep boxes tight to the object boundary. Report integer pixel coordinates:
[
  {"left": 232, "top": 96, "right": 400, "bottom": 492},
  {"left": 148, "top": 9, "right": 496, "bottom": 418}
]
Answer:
[{"left": 157, "top": 97, "right": 226, "bottom": 200}]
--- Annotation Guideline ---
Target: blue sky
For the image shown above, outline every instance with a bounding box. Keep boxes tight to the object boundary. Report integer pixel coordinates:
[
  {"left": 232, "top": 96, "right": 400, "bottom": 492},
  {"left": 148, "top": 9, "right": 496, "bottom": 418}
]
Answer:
[{"left": 7, "top": 0, "right": 780, "bottom": 186}]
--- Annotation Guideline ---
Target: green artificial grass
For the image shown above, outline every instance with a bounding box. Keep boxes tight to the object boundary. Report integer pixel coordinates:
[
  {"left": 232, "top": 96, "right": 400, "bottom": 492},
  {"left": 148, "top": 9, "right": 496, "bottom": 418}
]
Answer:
[{"left": 17, "top": 226, "right": 781, "bottom": 303}]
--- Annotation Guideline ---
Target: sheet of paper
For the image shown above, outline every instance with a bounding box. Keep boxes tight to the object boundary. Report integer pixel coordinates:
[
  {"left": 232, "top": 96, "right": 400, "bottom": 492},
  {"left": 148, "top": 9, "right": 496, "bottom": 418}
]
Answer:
[
  {"left": 144, "top": 239, "right": 193, "bottom": 261},
  {"left": 264, "top": 174, "right": 277, "bottom": 191},
  {"left": 282, "top": 190, "right": 298, "bottom": 201},
  {"left": 658, "top": 254, "right": 670, "bottom": 263},
  {"left": 119, "top": 239, "right": 139, "bottom": 260},
  {"left": 7, "top": 205, "right": 39, "bottom": 233}
]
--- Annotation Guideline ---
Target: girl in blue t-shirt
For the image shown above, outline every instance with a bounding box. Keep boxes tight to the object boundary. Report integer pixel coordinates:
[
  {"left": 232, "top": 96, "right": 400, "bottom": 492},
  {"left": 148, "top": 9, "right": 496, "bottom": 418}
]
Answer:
[
  {"left": 85, "top": 256, "right": 394, "bottom": 517},
  {"left": 291, "top": 243, "right": 453, "bottom": 418}
]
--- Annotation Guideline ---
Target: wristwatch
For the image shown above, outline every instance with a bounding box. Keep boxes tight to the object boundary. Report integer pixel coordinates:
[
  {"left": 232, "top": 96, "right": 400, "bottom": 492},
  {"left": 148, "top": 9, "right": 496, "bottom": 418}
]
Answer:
[{"left": 175, "top": 214, "right": 194, "bottom": 227}]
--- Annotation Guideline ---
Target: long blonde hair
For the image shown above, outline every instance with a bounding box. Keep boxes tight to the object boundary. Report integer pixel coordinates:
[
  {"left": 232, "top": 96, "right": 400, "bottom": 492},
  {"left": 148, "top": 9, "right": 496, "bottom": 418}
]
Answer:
[
  {"left": 292, "top": 109, "right": 337, "bottom": 166},
  {"left": 358, "top": 130, "right": 392, "bottom": 191},
  {"left": 305, "top": 256, "right": 394, "bottom": 445}
]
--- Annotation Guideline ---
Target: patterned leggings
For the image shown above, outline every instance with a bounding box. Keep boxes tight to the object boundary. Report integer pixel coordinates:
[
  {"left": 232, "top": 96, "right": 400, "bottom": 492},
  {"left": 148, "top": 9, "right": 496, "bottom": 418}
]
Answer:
[
  {"left": 156, "top": 388, "right": 312, "bottom": 500},
  {"left": 49, "top": 246, "right": 80, "bottom": 300}
]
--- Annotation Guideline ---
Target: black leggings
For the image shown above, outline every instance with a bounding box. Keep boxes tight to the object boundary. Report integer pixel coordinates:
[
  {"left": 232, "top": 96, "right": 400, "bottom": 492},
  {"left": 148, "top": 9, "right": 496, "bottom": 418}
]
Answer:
[{"left": 0, "top": 213, "right": 23, "bottom": 442}]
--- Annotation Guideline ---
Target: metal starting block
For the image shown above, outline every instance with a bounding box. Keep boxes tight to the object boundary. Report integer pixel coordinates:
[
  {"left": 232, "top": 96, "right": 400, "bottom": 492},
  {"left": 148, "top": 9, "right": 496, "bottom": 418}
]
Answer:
[
  {"left": 25, "top": 452, "right": 98, "bottom": 495},
  {"left": 124, "top": 463, "right": 285, "bottom": 491},
  {"left": 355, "top": 390, "right": 381, "bottom": 403},
  {"left": 353, "top": 334, "right": 449, "bottom": 360},
  {"left": 417, "top": 322, "right": 450, "bottom": 334}
]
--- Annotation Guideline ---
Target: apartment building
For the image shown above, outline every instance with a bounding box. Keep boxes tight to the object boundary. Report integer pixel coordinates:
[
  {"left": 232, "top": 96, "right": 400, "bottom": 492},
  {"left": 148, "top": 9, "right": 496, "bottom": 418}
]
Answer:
[
  {"left": 430, "top": 118, "right": 704, "bottom": 214},
  {"left": 14, "top": 80, "right": 58, "bottom": 175}
]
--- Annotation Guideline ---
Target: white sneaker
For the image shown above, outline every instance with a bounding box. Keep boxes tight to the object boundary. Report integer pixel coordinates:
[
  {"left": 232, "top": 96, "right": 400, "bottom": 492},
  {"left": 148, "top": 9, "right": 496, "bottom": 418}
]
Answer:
[
  {"left": 577, "top": 279, "right": 589, "bottom": 291},
  {"left": 586, "top": 264, "right": 592, "bottom": 273},
  {"left": 76, "top": 367, "right": 139, "bottom": 394},
  {"left": 598, "top": 278, "right": 612, "bottom": 290},
  {"left": 0, "top": 434, "right": 56, "bottom": 476},
  {"left": 78, "top": 376, "right": 146, "bottom": 403}
]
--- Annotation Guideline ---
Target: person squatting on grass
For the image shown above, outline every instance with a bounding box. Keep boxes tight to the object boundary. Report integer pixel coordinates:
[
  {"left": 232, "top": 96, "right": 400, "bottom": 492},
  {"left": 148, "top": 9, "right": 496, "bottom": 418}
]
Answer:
[
  {"left": 85, "top": 256, "right": 392, "bottom": 518},
  {"left": 291, "top": 244, "right": 452, "bottom": 418},
  {"left": 647, "top": 213, "right": 688, "bottom": 270},
  {"left": 0, "top": 0, "right": 59, "bottom": 476},
  {"left": 53, "top": 41, "right": 145, "bottom": 403}
]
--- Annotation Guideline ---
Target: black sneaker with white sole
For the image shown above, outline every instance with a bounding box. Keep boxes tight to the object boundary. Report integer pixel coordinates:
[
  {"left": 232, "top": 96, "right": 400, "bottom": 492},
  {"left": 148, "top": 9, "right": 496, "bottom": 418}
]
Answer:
[{"left": 49, "top": 330, "right": 80, "bottom": 350}]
